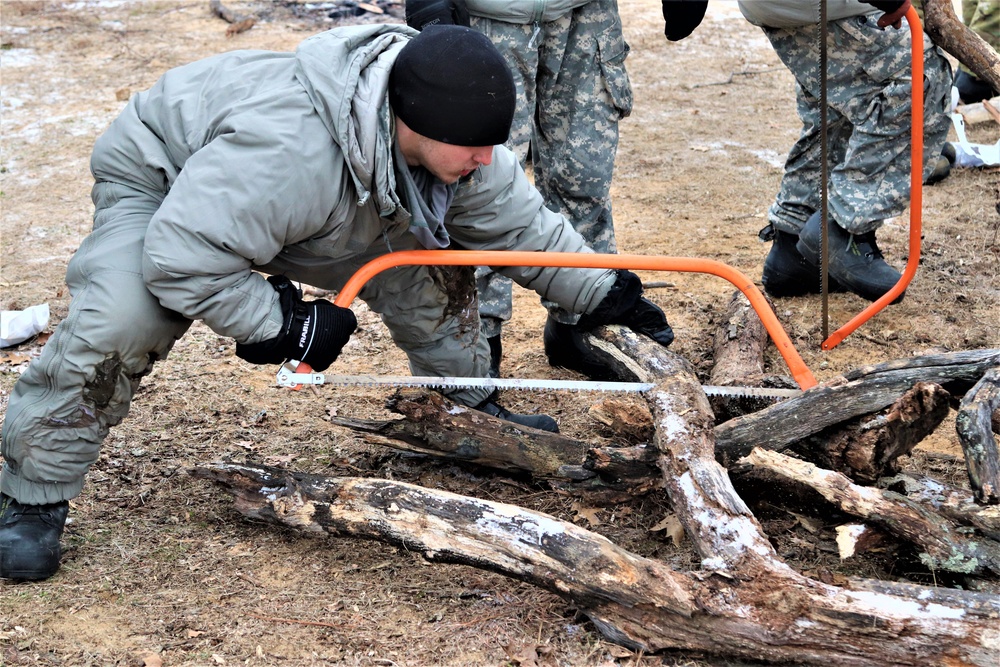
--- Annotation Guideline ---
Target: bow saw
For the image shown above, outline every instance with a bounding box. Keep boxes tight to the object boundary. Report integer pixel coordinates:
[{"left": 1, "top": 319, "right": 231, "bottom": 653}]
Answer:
[{"left": 276, "top": 250, "right": 817, "bottom": 401}]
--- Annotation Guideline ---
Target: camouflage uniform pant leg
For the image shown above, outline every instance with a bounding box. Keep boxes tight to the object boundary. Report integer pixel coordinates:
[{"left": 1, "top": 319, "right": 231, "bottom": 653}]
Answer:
[
  {"left": 535, "top": 0, "right": 632, "bottom": 323},
  {"left": 472, "top": 0, "right": 632, "bottom": 333},
  {"left": 960, "top": 0, "right": 999, "bottom": 77},
  {"left": 765, "top": 16, "right": 952, "bottom": 235},
  {"left": 470, "top": 16, "right": 538, "bottom": 339}
]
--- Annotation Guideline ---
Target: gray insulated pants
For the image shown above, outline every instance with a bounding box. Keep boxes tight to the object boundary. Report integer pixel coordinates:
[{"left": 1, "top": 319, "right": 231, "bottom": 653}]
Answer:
[
  {"left": 472, "top": 0, "right": 632, "bottom": 335},
  {"left": 763, "top": 15, "right": 953, "bottom": 235},
  {"left": 1, "top": 182, "right": 492, "bottom": 506}
]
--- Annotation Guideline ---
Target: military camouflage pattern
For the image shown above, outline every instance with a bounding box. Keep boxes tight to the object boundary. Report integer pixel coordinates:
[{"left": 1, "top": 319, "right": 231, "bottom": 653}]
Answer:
[
  {"left": 763, "top": 15, "right": 953, "bottom": 235},
  {"left": 471, "top": 0, "right": 632, "bottom": 334},
  {"left": 961, "top": 0, "right": 999, "bottom": 77}
]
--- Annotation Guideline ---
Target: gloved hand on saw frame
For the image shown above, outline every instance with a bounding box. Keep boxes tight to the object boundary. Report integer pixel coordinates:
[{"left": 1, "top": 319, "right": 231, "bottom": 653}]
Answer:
[
  {"left": 235, "top": 275, "right": 357, "bottom": 372},
  {"left": 661, "top": 0, "right": 709, "bottom": 41},
  {"left": 859, "top": 0, "right": 911, "bottom": 29},
  {"left": 405, "top": 0, "right": 470, "bottom": 31},
  {"left": 578, "top": 270, "right": 675, "bottom": 348}
]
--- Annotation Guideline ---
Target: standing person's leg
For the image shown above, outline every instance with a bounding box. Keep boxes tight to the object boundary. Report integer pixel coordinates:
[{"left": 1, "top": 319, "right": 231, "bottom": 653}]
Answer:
[
  {"left": 470, "top": 16, "right": 538, "bottom": 377},
  {"left": 536, "top": 0, "right": 636, "bottom": 378},
  {"left": 759, "top": 48, "right": 852, "bottom": 297},
  {"left": 1, "top": 181, "right": 192, "bottom": 580},
  {"left": 537, "top": 0, "right": 629, "bottom": 292},
  {"left": 793, "top": 19, "right": 953, "bottom": 301}
]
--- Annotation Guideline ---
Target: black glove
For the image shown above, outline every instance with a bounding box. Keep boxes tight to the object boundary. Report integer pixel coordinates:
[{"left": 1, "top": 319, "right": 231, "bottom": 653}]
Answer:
[
  {"left": 661, "top": 0, "right": 709, "bottom": 41},
  {"left": 405, "top": 0, "right": 470, "bottom": 30},
  {"left": 577, "top": 270, "right": 675, "bottom": 347},
  {"left": 235, "top": 275, "right": 357, "bottom": 372},
  {"left": 859, "top": 0, "right": 910, "bottom": 28}
]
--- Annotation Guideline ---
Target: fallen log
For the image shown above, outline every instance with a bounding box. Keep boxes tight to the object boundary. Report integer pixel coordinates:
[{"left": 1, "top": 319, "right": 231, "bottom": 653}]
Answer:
[
  {"left": 956, "top": 367, "right": 1000, "bottom": 504},
  {"left": 880, "top": 472, "right": 1000, "bottom": 539},
  {"left": 193, "top": 460, "right": 1000, "bottom": 665},
  {"left": 710, "top": 291, "right": 767, "bottom": 386},
  {"left": 331, "top": 349, "right": 969, "bottom": 490},
  {"left": 958, "top": 96, "right": 1000, "bottom": 124},
  {"left": 209, "top": 0, "right": 256, "bottom": 35},
  {"left": 715, "top": 349, "right": 1000, "bottom": 463},
  {"left": 743, "top": 448, "right": 1000, "bottom": 576},
  {"left": 708, "top": 291, "right": 798, "bottom": 422},
  {"left": 923, "top": 0, "right": 1000, "bottom": 95},
  {"left": 198, "top": 331, "right": 1000, "bottom": 663},
  {"left": 786, "top": 382, "right": 951, "bottom": 484},
  {"left": 329, "top": 389, "right": 595, "bottom": 481}
]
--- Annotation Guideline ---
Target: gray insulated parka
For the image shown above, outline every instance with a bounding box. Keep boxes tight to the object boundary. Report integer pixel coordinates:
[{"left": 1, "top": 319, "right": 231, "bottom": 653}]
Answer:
[
  {"left": 465, "top": 0, "right": 593, "bottom": 23},
  {"left": 737, "top": 0, "right": 878, "bottom": 28},
  {"left": 90, "top": 24, "right": 615, "bottom": 349}
]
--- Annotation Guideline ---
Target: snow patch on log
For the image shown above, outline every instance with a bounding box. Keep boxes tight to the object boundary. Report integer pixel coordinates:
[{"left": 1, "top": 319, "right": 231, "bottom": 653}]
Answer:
[
  {"left": 843, "top": 589, "right": 967, "bottom": 621},
  {"left": 473, "top": 502, "right": 567, "bottom": 545}
]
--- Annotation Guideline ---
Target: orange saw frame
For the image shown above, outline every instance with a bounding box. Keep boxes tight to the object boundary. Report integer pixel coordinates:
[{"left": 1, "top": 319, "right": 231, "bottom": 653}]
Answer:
[{"left": 289, "top": 250, "right": 818, "bottom": 391}]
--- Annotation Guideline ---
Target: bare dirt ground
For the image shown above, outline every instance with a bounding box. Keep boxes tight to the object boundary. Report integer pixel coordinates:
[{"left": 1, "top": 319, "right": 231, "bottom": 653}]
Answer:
[{"left": 1, "top": 1, "right": 998, "bottom": 665}]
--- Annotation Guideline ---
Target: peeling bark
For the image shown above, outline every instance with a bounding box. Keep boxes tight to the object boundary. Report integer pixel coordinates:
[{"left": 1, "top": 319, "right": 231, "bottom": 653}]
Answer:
[
  {"left": 194, "top": 461, "right": 1000, "bottom": 665},
  {"left": 743, "top": 448, "right": 1000, "bottom": 576},
  {"left": 956, "top": 367, "right": 1000, "bottom": 504}
]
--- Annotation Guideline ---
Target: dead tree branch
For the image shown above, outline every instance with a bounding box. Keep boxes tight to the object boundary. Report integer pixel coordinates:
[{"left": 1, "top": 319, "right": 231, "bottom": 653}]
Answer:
[
  {"left": 194, "top": 460, "right": 1000, "bottom": 665},
  {"left": 956, "top": 367, "right": 1000, "bottom": 504},
  {"left": 743, "top": 448, "right": 1000, "bottom": 576},
  {"left": 923, "top": 0, "right": 1000, "bottom": 94},
  {"left": 715, "top": 349, "right": 1000, "bottom": 463}
]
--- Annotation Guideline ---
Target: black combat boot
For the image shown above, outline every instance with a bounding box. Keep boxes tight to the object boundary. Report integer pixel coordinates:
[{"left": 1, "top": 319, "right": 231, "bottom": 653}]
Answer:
[
  {"left": 474, "top": 392, "right": 559, "bottom": 433},
  {"left": 0, "top": 493, "right": 69, "bottom": 581},
  {"left": 487, "top": 334, "right": 502, "bottom": 379},
  {"left": 796, "top": 211, "right": 904, "bottom": 303},
  {"left": 760, "top": 225, "right": 844, "bottom": 297},
  {"left": 543, "top": 317, "right": 620, "bottom": 381}
]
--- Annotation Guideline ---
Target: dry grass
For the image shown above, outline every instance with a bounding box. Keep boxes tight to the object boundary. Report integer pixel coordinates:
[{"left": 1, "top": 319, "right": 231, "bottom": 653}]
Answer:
[{"left": 1, "top": 1, "right": 998, "bottom": 665}]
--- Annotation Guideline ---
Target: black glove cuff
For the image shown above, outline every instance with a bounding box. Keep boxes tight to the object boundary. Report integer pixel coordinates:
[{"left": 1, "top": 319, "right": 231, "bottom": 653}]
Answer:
[
  {"left": 861, "top": 0, "right": 907, "bottom": 13},
  {"left": 578, "top": 270, "right": 644, "bottom": 330},
  {"left": 406, "top": 0, "right": 469, "bottom": 30},
  {"left": 662, "top": 0, "right": 709, "bottom": 41},
  {"left": 234, "top": 275, "right": 302, "bottom": 366}
]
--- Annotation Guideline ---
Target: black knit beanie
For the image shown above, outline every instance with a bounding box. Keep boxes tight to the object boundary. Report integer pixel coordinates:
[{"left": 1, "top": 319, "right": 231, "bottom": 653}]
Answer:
[{"left": 389, "top": 25, "right": 516, "bottom": 147}]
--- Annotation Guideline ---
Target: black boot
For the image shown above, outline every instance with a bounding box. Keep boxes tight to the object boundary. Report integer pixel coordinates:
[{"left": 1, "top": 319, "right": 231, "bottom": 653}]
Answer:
[
  {"left": 543, "top": 316, "right": 622, "bottom": 381},
  {"left": 797, "top": 211, "right": 904, "bottom": 303},
  {"left": 0, "top": 493, "right": 69, "bottom": 581},
  {"left": 474, "top": 392, "right": 559, "bottom": 433},
  {"left": 487, "top": 334, "right": 502, "bottom": 379},
  {"left": 924, "top": 155, "right": 951, "bottom": 185},
  {"left": 760, "top": 225, "right": 844, "bottom": 297}
]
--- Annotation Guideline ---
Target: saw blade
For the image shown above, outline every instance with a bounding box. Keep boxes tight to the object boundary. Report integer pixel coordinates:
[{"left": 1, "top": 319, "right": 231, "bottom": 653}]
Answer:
[{"left": 276, "top": 367, "right": 802, "bottom": 399}]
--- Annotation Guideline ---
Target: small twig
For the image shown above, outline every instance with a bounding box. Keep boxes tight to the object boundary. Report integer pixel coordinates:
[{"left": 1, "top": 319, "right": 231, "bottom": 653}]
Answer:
[
  {"left": 690, "top": 66, "right": 783, "bottom": 89},
  {"left": 982, "top": 99, "right": 1000, "bottom": 126},
  {"left": 249, "top": 612, "right": 358, "bottom": 630}
]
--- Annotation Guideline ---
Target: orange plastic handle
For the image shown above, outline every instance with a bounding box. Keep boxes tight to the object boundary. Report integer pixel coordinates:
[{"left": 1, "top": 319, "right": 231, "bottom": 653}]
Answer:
[
  {"left": 821, "top": 6, "right": 924, "bottom": 349},
  {"left": 307, "top": 250, "right": 816, "bottom": 390}
]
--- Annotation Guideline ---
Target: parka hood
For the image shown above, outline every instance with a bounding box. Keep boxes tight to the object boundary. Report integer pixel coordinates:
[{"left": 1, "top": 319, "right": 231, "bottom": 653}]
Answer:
[{"left": 294, "top": 24, "right": 416, "bottom": 216}]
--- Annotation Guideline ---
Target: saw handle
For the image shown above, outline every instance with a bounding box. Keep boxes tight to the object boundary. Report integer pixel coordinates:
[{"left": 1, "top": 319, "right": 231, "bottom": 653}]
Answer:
[{"left": 288, "top": 361, "right": 314, "bottom": 391}]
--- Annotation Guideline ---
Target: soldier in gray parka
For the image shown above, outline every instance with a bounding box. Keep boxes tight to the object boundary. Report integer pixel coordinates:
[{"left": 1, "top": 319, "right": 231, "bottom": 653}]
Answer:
[{"left": 0, "top": 25, "right": 674, "bottom": 581}]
